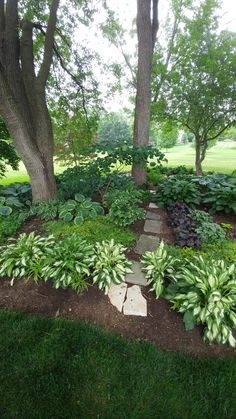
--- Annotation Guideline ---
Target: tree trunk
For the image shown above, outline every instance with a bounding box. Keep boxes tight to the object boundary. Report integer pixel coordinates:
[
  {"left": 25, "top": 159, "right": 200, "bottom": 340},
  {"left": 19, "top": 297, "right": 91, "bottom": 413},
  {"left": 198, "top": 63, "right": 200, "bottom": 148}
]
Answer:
[
  {"left": 0, "top": 0, "right": 59, "bottom": 202},
  {"left": 132, "top": 0, "right": 159, "bottom": 186},
  {"left": 195, "top": 133, "right": 203, "bottom": 176}
]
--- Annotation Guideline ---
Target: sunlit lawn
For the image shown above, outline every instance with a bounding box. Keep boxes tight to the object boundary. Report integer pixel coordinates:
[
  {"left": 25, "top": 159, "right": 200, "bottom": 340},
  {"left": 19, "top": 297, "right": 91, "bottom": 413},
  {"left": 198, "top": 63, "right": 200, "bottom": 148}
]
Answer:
[
  {"left": 0, "top": 162, "right": 66, "bottom": 186},
  {"left": 0, "top": 140, "right": 235, "bottom": 186},
  {"left": 162, "top": 140, "right": 236, "bottom": 174}
]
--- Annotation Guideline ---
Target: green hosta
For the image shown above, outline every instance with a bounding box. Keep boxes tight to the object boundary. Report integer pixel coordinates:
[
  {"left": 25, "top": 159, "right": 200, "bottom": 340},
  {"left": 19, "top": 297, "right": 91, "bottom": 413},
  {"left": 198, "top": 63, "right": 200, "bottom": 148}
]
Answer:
[
  {"left": 30, "top": 199, "right": 59, "bottom": 221},
  {"left": 166, "top": 256, "right": 236, "bottom": 347},
  {"left": 59, "top": 194, "right": 104, "bottom": 225},
  {"left": 91, "top": 239, "right": 132, "bottom": 294},
  {"left": 141, "top": 241, "right": 177, "bottom": 298},
  {"left": 0, "top": 195, "right": 24, "bottom": 215},
  {"left": 0, "top": 232, "right": 55, "bottom": 284},
  {"left": 42, "top": 235, "right": 94, "bottom": 292}
]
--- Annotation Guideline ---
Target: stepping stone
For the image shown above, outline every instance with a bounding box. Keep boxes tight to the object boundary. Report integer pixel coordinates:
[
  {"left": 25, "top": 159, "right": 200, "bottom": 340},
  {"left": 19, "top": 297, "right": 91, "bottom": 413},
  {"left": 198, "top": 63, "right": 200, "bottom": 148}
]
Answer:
[
  {"left": 125, "top": 261, "right": 148, "bottom": 286},
  {"left": 108, "top": 283, "right": 127, "bottom": 312},
  {"left": 149, "top": 202, "right": 158, "bottom": 209},
  {"left": 146, "top": 211, "right": 161, "bottom": 221},
  {"left": 134, "top": 234, "right": 160, "bottom": 255},
  {"left": 123, "top": 285, "right": 147, "bottom": 316},
  {"left": 144, "top": 219, "right": 162, "bottom": 234}
]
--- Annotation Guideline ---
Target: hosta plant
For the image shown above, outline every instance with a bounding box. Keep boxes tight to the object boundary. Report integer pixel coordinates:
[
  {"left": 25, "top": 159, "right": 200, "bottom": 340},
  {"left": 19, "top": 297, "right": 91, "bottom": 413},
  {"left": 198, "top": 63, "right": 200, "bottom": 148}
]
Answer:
[
  {"left": 0, "top": 195, "right": 24, "bottom": 215},
  {"left": 91, "top": 239, "right": 132, "bottom": 294},
  {"left": 42, "top": 235, "right": 94, "bottom": 292},
  {"left": 165, "top": 256, "right": 236, "bottom": 347},
  {"left": 156, "top": 177, "right": 201, "bottom": 208},
  {"left": 30, "top": 199, "right": 60, "bottom": 221},
  {"left": 141, "top": 241, "right": 177, "bottom": 298},
  {"left": 59, "top": 194, "right": 104, "bottom": 225},
  {"left": 104, "top": 188, "right": 145, "bottom": 227},
  {"left": 0, "top": 232, "right": 55, "bottom": 285}
]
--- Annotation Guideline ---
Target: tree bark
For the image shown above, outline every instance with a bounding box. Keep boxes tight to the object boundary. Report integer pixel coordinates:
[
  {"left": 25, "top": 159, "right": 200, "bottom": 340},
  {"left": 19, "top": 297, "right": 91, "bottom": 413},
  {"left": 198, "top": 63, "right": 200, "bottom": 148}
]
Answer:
[
  {"left": 132, "top": 0, "right": 159, "bottom": 185},
  {"left": 195, "top": 133, "right": 203, "bottom": 175},
  {"left": 0, "top": 0, "right": 59, "bottom": 202}
]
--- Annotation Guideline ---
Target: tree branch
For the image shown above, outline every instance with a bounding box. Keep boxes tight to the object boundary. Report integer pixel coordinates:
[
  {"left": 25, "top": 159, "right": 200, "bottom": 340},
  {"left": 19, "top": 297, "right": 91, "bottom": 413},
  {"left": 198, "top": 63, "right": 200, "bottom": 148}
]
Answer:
[
  {"left": 38, "top": 0, "right": 59, "bottom": 88},
  {"left": 5, "top": 0, "right": 19, "bottom": 68},
  {"left": 0, "top": 0, "right": 5, "bottom": 65},
  {"left": 21, "top": 21, "right": 36, "bottom": 89},
  {"left": 152, "top": 0, "right": 159, "bottom": 52}
]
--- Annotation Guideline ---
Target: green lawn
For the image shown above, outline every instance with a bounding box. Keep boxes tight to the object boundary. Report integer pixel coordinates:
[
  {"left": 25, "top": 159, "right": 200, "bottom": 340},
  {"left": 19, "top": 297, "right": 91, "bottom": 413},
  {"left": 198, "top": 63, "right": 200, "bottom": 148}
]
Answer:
[
  {"left": 162, "top": 140, "right": 236, "bottom": 174},
  {"left": 0, "top": 162, "right": 66, "bottom": 186},
  {"left": 0, "top": 310, "right": 235, "bottom": 419},
  {"left": 0, "top": 140, "right": 235, "bottom": 186}
]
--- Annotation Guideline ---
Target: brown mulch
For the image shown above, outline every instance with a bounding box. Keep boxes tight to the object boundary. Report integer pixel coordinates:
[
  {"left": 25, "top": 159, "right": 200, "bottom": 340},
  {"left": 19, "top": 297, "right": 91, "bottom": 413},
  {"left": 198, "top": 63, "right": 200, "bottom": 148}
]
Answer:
[
  {"left": 0, "top": 277, "right": 234, "bottom": 358},
  {"left": 0, "top": 204, "right": 235, "bottom": 359}
]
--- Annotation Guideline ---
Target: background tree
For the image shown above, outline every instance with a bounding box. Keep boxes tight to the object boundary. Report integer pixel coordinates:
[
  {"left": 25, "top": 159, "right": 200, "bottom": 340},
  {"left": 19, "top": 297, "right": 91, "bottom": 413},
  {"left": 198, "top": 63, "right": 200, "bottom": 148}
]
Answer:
[
  {"left": 152, "top": 0, "right": 236, "bottom": 175},
  {"left": 98, "top": 112, "right": 132, "bottom": 148},
  {"left": 132, "top": 0, "right": 159, "bottom": 185},
  {"left": 0, "top": 117, "right": 20, "bottom": 178}
]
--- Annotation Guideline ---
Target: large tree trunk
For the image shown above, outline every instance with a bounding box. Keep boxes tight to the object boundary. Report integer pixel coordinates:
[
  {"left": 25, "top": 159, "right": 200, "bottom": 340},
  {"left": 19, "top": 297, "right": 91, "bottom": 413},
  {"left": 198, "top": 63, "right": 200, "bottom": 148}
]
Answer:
[
  {"left": 195, "top": 133, "right": 203, "bottom": 176},
  {"left": 132, "top": 0, "right": 159, "bottom": 186},
  {"left": 0, "top": 0, "right": 59, "bottom": 202}
]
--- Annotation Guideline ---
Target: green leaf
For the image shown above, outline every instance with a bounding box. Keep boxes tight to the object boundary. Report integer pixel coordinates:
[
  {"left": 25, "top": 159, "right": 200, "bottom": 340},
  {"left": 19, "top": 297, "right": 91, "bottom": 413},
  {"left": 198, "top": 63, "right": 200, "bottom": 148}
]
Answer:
[
  {"left": 0, "top": 206, "right": 12, "bottom": 216},
  {"left": 183, "top": 311, "right": 196, "bottom": 331},
  {"left": 74, "top": 216, "right": 84, "bottom": 225}
]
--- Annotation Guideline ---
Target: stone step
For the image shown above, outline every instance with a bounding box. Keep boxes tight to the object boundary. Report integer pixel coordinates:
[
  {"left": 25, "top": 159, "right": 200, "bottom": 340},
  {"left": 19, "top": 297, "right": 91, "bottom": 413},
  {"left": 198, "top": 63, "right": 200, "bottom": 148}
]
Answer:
[
  {"left": 125, "top": 261, "right": 148, "bottom": 286},
  {"left": 144, "top": 219, "right": 162, "bottom": 234},
  {"left": 123, "top": 285, "right": 147, "bottom": 316},
  {"left": 134, "top": 234, "right": 160, "bottom": 255},
  {"left": 149, "top": 202, "right": 158, "bottom": 209},
  {"left": 108, "top": 283, "right": 127, "bottom": 313},
  {"left": 146, "top": 211, "right": 161, "bottom": 221}
]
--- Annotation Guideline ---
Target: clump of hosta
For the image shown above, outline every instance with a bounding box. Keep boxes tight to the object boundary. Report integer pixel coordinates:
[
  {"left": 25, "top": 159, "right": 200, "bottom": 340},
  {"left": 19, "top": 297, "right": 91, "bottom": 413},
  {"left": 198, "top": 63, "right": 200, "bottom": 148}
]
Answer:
[
  {"left": 166, "top": 256, "right": 236, "bottom": 347},
  {"left": 42, "top": 235, "right": 94, "bottom": 292},
  {"left": 0, "top": 232, "right": 55, "bottom": 285},
  {"left": 141, "top": 241, "right": 177, "bottom": 298},
  {"left": 91, "top": 239, "right": 132, "bottom": 294}
]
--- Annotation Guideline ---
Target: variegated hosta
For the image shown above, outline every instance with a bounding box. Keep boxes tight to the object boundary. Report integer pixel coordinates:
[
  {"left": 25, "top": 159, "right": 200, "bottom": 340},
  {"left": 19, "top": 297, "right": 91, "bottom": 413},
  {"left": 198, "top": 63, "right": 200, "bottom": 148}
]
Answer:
[
  {"left": 166, "top": 256, "right": 236, "bottom": 347},
  {"left": 42, "top": 235, "right": 94, "bottom": 292},
  {"left": 0, "top": 232, "right": 55, "bottom": 285},
  {"left": 141, "top": 241, "right": 177, "bottom": 298},
  {"left": 91, "top": 239, "right": 132, "bottom": 294}
]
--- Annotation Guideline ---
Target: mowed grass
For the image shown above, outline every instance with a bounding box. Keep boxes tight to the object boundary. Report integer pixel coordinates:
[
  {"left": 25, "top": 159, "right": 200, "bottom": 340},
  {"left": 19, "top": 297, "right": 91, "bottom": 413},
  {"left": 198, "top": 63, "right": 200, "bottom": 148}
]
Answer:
[
  {"left": 0, "top": 162, "right": 66, "bottom": 186},
  {"left": 0, "top": 310, "right": 235, "bottom": 419},
  {"left": 162, "top": 140, "right": 236, "bottom": 174},
  {"left": 0, "top": 140, "right": 235, "bottom": 186}
]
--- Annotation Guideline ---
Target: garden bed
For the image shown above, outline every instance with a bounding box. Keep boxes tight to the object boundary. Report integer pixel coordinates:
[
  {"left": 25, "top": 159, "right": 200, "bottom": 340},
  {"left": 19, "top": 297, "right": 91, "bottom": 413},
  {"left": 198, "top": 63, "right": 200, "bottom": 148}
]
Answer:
[
  {"left": 0, "top": 275, "right": 235, "bottom": 358},
  {"left": 0, "top": 205, "right": 235, "bottom": 358}
]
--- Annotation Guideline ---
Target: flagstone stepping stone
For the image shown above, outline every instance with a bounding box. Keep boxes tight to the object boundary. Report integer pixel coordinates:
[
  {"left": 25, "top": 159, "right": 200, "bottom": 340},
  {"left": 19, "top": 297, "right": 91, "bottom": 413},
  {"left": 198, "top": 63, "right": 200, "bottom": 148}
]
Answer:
[
  {"left": 146, "top": 211, "right": 161, "bottom": 221},
  {"left": 134, "top": 234, "right": 160, "bottom": 254},
  {"left": 123, "top": 285, "right": 147, "bottom": 316},
  {"left": 144, "top": 219, "right": 162, "bottom": 234},
  {"left": 108, "top": 283, "right": 127, "bottom": 313},
  {"left": 125, "top": 261, "right": 148, "bottom": 286},
  {"left": 149, "top": 202, "right": 158, "bottom": 209}
]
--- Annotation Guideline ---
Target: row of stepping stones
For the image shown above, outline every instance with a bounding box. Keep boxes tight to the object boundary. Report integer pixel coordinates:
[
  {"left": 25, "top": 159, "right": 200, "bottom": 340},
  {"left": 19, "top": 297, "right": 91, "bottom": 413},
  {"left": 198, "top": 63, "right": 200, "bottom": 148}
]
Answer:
[{"left": 108, "top": 202, "right": 162, "bottom": 317}]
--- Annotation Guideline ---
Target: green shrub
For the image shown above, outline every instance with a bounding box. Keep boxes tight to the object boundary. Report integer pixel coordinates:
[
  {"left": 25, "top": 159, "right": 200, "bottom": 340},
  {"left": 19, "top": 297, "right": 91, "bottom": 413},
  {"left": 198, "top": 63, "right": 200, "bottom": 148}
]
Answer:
[
  {"left": 141, "top": 241, "right": 177, "bottom": 298},
  {"left": 43, "top": 216, "right": 137, "bottom": 248},
  {"left": 155, "top": 177, "right": 201, "bottom": 207},
  {"left": 165, "top": 256, "right": 236, "bottom": 347},
  {"left": 147, "top": 168, "right": 165, "bottom": 185},
  {"left": 195, "top": 222, "right": 227, "bottom": 245},
  {"left": 0, "top": 211, "right": 30, "bottom": 245},
  {"left": 91, "top": 239, "right": 132, "bottom": 294},
  {"left": 42, "top": 235, "right": 94, "bottom": 292},
  {"left": 105, "top": 189, "right": 145, "bottom": 227},
  {"left": 203, "top": 186, "right": 236, "bottom": 214},
  {"left": 0, "top": 232, "right": 55, "bottom": 284}
]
